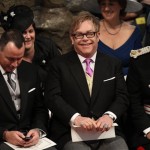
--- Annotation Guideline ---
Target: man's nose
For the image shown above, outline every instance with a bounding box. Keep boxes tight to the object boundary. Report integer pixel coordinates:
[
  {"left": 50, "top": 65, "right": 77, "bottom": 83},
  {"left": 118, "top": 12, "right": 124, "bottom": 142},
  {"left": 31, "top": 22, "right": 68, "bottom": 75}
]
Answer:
[{"left": 82, "top": 35, "right": 88, "bottom": 40}]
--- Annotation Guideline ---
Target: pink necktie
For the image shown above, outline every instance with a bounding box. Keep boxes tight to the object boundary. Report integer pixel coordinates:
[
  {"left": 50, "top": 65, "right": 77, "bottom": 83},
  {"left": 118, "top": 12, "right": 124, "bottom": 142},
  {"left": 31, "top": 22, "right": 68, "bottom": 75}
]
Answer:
[{"left": 84, "top": 58, "right": 93, "bottom": 77}]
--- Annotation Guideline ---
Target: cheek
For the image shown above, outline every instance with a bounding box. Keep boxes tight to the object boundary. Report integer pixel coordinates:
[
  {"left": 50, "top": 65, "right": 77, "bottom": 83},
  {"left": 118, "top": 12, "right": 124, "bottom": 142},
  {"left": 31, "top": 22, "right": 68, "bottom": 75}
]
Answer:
[
  {"left": 22, "top": 34, "right": 26, "bottom": 39},
  {"left": 31, "top": 33, "right": 35, "bottom": 40},
  {"left": 3, "top": 61, "right": 10, "bottom": 68}
]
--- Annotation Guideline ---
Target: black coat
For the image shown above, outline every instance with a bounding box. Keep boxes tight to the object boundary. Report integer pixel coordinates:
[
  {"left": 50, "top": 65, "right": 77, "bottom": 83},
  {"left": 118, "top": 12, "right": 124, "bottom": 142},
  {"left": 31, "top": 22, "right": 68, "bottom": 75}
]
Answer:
[
  {"left": 0, "top": 61, "right": 48, "bottom": 142},
  {"left": 33, "top": 35, "right": 61, "bottom": 85},
  {"left": 45, "top": 50, "right": 129, "bottom": 149},
  {"left": 127, "top": 52, "right": 150, "bottom": 147}
]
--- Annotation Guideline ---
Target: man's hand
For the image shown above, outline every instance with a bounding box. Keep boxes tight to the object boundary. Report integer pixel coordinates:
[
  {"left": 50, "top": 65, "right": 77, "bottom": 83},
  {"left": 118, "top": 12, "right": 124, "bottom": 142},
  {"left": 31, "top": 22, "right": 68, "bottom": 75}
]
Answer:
[
  {"left": 4, "top": 131, "right": 26, "bottom": 146},
  {"left": 23, "top": 129, "right": 40, "bottom": 147},
  {"left": 74, "top": 116, "right": 97, "bottom": 130},
  {"left": 96, "top": 115, "right": 113, "bottom": 132}
]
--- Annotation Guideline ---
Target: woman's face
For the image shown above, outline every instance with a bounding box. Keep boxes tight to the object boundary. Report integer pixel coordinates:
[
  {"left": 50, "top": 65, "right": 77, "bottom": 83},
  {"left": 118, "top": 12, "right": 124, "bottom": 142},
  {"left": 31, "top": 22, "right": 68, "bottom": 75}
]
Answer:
[
  {"left": 99, "top": 0, "right": 122, "bottom": 21},
  {"left": 22, "top": 24, "right": 35, "bottom": 51}
]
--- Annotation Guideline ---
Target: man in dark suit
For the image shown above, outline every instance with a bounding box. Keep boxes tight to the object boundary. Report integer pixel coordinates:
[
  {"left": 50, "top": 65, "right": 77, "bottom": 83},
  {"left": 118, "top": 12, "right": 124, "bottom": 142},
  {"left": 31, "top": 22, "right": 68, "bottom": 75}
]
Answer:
[
  {"left": 45, "top": 11, "right": 129, "bottom": 150},
  {"left": 0, "top": 29, "right": 56, "bottom": 150},
  {"left": 126, "top": 47, "right": 150, "bottom": 150}
]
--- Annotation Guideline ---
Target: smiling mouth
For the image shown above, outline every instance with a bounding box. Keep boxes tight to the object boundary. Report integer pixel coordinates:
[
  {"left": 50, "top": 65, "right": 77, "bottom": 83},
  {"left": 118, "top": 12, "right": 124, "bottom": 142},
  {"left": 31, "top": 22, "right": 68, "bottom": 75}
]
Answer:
[
  {"left": 80, "top": 43, "right": 91, "bottom": 46},
  {"left": 25, "top": 40, "right": 31, "bottom": 42},
  {"left": 25, "top": 40, "right": 32, "bottom": 45},
  {"left": 105, "top": 12, "right": 113, "bottom": 15}
]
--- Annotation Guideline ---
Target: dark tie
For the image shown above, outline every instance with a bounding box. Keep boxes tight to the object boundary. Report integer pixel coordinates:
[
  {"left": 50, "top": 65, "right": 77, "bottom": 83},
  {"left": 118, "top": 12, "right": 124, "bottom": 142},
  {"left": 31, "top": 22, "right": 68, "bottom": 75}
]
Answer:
[
  {"left": 6, "top": 72, "right": 16, "bottom": 91},
  {"left": 84, "top": 58, "right": 93, "bottom": 77}
]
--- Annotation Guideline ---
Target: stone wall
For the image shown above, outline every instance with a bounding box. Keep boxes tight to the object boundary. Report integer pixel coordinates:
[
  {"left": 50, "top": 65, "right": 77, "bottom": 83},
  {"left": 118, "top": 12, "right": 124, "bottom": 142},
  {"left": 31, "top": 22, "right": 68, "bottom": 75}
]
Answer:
[{"left": 0, "top": 0, "right": 99, "bottom": 53}]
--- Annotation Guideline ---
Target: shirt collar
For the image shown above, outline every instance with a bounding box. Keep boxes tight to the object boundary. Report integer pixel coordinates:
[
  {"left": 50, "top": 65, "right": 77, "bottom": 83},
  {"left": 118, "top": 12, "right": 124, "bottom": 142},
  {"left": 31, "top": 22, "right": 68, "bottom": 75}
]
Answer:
[
  {"left": 0, "top": 65, "right": 17, "bottom": 75},
  {"left": 77, "top": 51, "right": 97, "bottom": 63}
]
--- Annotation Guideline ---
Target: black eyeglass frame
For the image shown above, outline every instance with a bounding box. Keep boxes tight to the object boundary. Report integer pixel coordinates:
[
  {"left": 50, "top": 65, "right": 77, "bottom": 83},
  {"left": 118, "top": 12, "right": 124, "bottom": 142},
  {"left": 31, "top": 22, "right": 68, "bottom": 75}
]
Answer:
[{"left": 72, "top": 31, "right": 98, "bottom": 39}]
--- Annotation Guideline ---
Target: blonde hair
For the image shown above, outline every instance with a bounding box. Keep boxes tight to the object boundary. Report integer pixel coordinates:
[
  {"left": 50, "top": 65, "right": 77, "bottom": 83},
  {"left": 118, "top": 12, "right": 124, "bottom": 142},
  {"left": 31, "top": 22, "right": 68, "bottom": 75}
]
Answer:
[{"left": 70, "top": 11, "right": 100, "bottom": 35}]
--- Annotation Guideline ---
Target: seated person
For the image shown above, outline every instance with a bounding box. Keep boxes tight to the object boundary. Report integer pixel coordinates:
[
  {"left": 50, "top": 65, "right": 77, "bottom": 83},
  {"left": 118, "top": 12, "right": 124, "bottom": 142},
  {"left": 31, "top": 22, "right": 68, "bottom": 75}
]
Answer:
[
  {"left": 44, "top": 11, "right": 129, "bottom": 150},
  {"left": 97, "top": 0, "right": 142, "bottom": 76},
  {"left": 0, "top": 29, "right": 56, "bottom": 150},
  {"left": 127, "top": 46, "right": 150, "bottom": 150}
]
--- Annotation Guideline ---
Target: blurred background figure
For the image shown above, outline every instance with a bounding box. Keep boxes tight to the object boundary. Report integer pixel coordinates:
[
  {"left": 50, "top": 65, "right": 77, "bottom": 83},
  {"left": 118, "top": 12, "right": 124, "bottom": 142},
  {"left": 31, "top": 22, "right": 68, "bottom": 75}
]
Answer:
[
  {"left": 97, "top": 0, "right": 142, "bottom": 76},
  {"left": 141, "top": 0, "right": 150, "bottom": 46},
  {"left": 127, "top": 46, "right": 150, "bottom": 150}
]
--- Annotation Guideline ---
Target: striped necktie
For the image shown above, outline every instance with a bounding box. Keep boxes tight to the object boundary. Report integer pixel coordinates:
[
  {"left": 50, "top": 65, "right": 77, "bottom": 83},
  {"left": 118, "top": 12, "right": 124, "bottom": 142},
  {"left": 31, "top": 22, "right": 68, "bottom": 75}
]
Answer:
[
  {"left": 84, "top": 58, "right": 93, "bottom": 95},
  {"left": 84, "top": 58, "right": 93, "bottom": 77},
  {"left": 6, "top": 72, "right": 16, "bottom": 91}
]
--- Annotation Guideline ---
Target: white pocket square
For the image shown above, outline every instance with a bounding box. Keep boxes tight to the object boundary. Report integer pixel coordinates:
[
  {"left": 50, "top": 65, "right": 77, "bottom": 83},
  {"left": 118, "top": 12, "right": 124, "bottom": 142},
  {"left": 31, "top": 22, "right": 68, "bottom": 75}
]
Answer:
[
  {"left": 103, "top": 77, "right": 116, "bottom": 82},
  {"left": 28, "top": 88, "right": 36, "bottom": 93}
]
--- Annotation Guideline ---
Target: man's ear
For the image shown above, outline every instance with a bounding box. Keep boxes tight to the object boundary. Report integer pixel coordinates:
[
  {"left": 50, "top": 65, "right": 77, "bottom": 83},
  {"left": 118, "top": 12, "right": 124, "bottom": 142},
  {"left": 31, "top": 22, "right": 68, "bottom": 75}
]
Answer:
[
  {"left": 97, "top": 31, "right": 100, "bottom": 36},
  {"left": 96, "top": 32, "right": 100, "bottom": 39},
  {"left": 70, "top": 36, "right": 74, "bottom": 45}
]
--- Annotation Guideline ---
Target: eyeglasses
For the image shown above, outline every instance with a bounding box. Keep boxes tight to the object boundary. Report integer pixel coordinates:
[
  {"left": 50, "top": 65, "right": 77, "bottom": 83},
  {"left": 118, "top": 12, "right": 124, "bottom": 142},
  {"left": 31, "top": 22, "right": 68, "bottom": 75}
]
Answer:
[{"left": 72, "top": 32, "right": 97, "bottom": 39}]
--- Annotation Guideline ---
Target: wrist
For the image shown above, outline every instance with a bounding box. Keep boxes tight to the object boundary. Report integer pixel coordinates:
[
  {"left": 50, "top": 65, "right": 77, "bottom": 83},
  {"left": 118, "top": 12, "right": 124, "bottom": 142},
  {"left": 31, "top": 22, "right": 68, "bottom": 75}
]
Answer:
[
  {"left": 104, "top": 113, "right": 115, "bottom": 122},
  {"left": 74, "top": 115, "right": 82, "bottom": 126},
  {"left": 3, "top": 130, "right": 8, "bottom": 141}
]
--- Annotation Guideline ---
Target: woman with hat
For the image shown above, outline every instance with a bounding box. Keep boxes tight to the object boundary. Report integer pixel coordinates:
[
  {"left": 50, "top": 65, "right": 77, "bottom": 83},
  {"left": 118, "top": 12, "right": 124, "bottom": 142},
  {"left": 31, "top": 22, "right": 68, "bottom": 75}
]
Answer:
[
  {"left": 97, "top": 0, "right": 142, "bottom": 77},
  {"left": 0, "top": 5, "right": 61, "bottom": 89}
]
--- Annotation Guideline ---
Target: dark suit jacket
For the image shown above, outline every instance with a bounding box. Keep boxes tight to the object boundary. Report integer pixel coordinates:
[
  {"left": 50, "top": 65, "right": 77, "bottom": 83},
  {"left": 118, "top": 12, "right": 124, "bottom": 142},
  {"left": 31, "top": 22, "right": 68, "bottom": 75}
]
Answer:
[
  {"left": 0, "top": 61, "right": 48, "bottom": 142},
  {"left": 45, "top": 50, "right": 129, "bottom": 149},
  {"left": 127, "top": 53, "right": 150, "bottom": 147},
  {"left": 33, "top": 35, "right": 61, "bottom": 86}
]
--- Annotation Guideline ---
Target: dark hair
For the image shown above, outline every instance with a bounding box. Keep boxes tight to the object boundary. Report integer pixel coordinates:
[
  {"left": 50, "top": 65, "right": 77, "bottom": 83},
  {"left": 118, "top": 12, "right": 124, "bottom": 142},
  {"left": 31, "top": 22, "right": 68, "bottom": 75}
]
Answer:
[
  {"left": 0, "top": 29, "right": 25, "bottom": 51},
  {"left": 70, "top": 11, "right": 100, "bottom": 35},
  {"left": 97, "top": 0, "right": 127, "bottom": 16}
]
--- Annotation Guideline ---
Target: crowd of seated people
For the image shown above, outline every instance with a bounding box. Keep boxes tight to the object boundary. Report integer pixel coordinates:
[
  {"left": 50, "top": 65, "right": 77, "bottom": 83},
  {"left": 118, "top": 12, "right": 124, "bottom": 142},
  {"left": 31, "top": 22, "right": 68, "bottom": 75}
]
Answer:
[{"left": 0, "top": 0, "right": 150, "bottom": 150}]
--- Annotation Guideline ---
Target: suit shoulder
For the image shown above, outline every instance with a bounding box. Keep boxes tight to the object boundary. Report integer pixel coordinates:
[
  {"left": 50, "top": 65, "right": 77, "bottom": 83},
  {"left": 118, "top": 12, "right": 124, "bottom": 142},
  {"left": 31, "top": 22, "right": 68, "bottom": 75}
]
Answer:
[
  {"left": 20, "top": 61, "right": 38, "bottom": 72},
  {"left": 129, "top": 46, "right": 150, "bottom": 66},
  {"left": 35, "top": 34, "right": 56, "bottom": 46},
  {"left": 50, "top": 51, "right": 73, "bottom": 62},
  {"left": 35, "top": 35, "right": 61, "bottom": 56},
  {"left": 98, "top": 51, "right": 122, "bottom": 64},
  {"left": 130, "top": 54, "right": 150, "bottom": 70}
]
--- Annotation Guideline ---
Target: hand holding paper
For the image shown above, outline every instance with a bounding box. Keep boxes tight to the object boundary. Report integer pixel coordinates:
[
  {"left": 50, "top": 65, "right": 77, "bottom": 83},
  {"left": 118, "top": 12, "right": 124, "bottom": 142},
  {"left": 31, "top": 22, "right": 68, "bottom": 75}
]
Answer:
[
  {"left": 71, "top": 123, "right": 118, "bottom": 142},
  {"left": 74, "top": 116, "right": 97, "bottom": 130},
  {"left": 5, "top": 137, "right": 56, "bottom": 150}
]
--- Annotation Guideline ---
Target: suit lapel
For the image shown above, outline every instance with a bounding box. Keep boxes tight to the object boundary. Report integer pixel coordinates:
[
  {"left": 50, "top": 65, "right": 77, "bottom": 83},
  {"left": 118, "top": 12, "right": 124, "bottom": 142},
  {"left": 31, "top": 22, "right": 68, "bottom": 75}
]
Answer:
[
  {"left": 0, "top": 71, "right": 17, "bottom": 118},
  {"left": 17, "top": 62, "right": 29, "bottom": 117},
  {"left": 67, "top": 51, "right": 91, "bottom": 103},
  {"left": 91, "top": 52, "right": 109, "bottom": 104}
]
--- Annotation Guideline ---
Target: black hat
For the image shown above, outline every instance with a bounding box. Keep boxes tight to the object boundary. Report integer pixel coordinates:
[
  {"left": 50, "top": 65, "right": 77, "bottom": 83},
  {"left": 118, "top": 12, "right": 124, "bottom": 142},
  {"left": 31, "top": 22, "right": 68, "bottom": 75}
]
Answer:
[
  {"left": 80, "top": 0, "right": 142, "bottom": 14},
  {"left": 0, "top": 5, "right": 34, "bottom": 32}
]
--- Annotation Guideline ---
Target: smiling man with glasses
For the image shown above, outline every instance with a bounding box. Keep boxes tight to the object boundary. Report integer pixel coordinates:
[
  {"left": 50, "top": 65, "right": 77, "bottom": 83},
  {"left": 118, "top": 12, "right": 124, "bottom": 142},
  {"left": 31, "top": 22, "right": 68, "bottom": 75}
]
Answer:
[{"left": 45, "top": 11, "right": 129, "bottom": 150}]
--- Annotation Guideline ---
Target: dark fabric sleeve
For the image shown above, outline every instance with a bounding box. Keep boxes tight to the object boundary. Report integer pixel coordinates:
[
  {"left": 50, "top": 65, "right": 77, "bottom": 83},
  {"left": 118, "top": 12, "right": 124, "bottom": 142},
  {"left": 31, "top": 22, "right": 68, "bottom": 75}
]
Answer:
[{"left": 127, "top": 59, "right": 150, "bottom": 133}]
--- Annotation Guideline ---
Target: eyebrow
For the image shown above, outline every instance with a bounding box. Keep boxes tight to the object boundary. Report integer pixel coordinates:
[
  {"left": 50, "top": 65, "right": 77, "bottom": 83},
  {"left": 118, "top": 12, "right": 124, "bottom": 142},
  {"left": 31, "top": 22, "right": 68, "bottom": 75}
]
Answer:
[
  {"left": 6, "top": 55, "right": 23, "bottom": 60},
  {"left": 75, "top": 30, "right": 96, "bottom": 33}
]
